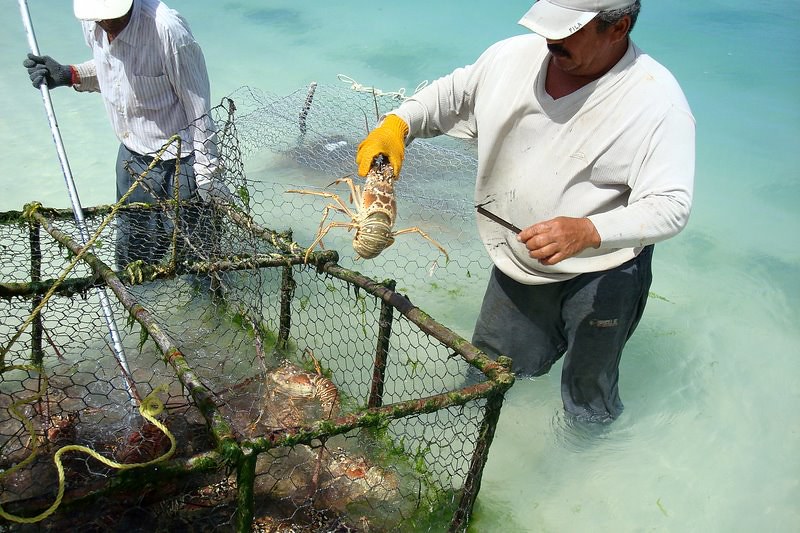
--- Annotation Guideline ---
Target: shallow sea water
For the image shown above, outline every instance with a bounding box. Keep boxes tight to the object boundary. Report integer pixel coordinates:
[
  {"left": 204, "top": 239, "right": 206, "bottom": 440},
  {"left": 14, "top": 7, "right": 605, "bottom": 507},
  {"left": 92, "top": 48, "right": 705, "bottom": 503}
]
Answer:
[{"left": 1, "top": 1, "right": 798, "bottom": 531}]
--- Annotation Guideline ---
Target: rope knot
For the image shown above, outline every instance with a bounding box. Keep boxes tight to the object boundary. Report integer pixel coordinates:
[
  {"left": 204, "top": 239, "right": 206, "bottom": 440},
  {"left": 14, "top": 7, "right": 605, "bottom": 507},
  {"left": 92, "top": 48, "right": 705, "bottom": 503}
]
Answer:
[{"left": 22, "top": 202, "right": 43, "bottom": 219}]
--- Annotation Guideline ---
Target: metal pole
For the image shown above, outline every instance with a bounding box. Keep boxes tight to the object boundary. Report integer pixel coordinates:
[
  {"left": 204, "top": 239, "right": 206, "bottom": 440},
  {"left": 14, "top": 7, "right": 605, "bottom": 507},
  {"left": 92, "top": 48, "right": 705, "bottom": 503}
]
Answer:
[{"left": 18, "top": 0, "right": 138, "bottom": 405}]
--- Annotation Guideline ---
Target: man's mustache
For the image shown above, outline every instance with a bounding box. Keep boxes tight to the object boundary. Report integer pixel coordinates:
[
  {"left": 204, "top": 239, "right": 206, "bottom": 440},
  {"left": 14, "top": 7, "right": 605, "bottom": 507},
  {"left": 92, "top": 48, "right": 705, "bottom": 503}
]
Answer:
[{"left": 548, "top": 43, "right": 570, "bottom": 58}]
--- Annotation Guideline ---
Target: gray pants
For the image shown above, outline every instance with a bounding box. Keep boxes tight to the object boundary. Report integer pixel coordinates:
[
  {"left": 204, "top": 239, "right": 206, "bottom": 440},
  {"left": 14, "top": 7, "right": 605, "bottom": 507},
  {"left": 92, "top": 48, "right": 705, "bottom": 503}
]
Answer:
[
  {"left": 472, "top": 246, "right": 654, "bottom": 422},
  {"left": 114, "top": 144, "right": 211, "bottom": 270}
]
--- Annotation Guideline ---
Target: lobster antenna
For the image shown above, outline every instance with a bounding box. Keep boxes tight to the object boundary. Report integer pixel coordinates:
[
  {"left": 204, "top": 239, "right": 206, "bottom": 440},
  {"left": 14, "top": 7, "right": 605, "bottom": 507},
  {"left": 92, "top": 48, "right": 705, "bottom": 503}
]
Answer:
[
  {"left": 372, "top": 88, "right": 380, "bottom": 123},
  {"left": 361, "top": 108, "right": 370, "bottom": 135}
]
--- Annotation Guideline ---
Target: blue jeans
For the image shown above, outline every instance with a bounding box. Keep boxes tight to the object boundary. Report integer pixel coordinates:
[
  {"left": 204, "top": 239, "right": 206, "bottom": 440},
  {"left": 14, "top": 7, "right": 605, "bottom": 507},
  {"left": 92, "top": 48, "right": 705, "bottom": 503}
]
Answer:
[{"left": 114, "top": 144, "right": 211, "bottom": 270}]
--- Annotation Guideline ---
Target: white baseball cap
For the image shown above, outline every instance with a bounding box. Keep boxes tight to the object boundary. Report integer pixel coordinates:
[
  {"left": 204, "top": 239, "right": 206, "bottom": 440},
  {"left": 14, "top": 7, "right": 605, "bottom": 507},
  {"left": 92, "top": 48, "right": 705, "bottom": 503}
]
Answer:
[
  {"left": 519, "top": 0, "right": 635, "bottom": 40},
  {"left": 74, "top": 0, "right": 133, "bottom": 21}
]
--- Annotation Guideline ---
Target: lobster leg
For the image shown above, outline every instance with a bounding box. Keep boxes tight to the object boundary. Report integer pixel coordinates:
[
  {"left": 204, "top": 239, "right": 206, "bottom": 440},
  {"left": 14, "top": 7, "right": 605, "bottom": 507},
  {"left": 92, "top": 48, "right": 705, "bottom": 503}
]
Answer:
[
  {"left": 303, "top": 220, "right": 358, "bottom": 262},
  {"left": 392, "top": 226, "right": 450, "bottom": 262},
  {"left": 330, "top": 176, "right": 363, "bottom": 209},
  {"left": 314, "top": 203, "right": 349, "bottom": 250},
  {"left": 285, "top": 189, "right": 357, "bottom": 219}
]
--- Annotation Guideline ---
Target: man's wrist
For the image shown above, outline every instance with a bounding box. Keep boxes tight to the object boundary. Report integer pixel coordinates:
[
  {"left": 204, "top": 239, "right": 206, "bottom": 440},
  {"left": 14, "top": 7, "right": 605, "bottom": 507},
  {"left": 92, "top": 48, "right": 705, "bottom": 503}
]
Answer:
[
  {"left": 584, "top": 218, "right": 602, "bottom": 249},
  {"left": 69, "top": 65, "right": 79, "bottom": 86}
]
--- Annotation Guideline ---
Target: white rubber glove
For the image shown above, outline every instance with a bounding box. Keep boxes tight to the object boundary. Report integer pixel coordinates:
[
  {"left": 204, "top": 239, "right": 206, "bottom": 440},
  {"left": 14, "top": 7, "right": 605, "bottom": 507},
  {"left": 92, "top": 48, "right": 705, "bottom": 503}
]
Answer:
[{"left": 196, "top": 176, "right": 234, "bottom": 204}]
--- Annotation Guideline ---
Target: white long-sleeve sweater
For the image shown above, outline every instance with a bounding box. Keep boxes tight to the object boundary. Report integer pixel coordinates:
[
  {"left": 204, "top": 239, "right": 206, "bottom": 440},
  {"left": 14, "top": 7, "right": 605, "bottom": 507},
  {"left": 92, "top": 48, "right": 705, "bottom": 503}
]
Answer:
[{"left": 392, "top": 34, "right": 695, "bottom": 285}]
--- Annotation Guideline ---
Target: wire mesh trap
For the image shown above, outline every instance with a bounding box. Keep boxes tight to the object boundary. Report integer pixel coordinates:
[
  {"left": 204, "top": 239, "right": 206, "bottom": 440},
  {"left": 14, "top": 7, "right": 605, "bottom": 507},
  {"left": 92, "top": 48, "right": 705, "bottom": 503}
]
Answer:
[{"left": 1, "top": 88, "right": 514, "bottom": 532}]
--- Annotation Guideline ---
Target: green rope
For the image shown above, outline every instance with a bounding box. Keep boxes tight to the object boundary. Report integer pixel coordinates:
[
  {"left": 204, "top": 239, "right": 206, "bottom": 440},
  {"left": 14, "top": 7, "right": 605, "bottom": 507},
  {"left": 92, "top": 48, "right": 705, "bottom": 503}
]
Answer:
[{"left": 0, "top": 135, "right": 181, "bottom": 367}]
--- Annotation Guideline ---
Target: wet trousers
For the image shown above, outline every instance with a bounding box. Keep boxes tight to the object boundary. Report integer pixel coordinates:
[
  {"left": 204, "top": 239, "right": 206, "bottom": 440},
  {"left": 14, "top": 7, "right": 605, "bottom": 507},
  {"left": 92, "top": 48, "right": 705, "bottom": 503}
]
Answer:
[
  {"left": 472, "top": 246, "right": 654, "bottom": 422},
  {"left": 114, "top": 144, "right": 210, "bottom": 270}
]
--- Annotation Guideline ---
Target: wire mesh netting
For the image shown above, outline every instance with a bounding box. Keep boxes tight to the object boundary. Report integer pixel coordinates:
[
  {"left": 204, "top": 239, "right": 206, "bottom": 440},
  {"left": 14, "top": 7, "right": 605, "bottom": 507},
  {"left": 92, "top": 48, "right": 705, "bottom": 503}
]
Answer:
[
  {"left": 231, "top": 81, "right": 497, "bottom": 338},
  {"left": 1, "top": 84, "right": 514, "bottom": 532}
]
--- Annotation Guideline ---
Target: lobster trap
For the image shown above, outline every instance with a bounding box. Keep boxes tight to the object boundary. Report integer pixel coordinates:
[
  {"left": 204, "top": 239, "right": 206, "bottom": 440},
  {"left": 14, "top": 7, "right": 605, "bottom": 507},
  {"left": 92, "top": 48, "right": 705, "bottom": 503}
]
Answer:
[{"left": 1, "top": 88, "right": 514, "bottom": 532}]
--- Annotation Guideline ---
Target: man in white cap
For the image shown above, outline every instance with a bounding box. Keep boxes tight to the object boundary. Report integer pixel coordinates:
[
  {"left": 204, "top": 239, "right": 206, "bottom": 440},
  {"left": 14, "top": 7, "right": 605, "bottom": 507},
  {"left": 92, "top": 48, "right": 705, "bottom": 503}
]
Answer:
[
  {"left": 24, "top": 0, "right": 229, "bottom": 270},
  {"left": 356, "top": 1, "right": 694, "bottom": 422}
]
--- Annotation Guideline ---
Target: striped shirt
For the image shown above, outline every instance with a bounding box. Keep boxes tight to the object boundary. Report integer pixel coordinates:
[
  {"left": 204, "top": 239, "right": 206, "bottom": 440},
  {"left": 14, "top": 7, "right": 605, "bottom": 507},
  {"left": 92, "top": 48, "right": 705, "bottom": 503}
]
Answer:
[{"left": 73, "top": 0, "right": 218, "bottom": 182}]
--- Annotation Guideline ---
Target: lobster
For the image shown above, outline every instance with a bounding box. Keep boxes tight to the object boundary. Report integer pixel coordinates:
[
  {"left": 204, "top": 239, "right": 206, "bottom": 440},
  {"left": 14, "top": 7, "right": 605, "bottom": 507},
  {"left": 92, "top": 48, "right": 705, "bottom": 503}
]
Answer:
[{"left": 286, "top": 156, "right": 449, "bottom": 262}]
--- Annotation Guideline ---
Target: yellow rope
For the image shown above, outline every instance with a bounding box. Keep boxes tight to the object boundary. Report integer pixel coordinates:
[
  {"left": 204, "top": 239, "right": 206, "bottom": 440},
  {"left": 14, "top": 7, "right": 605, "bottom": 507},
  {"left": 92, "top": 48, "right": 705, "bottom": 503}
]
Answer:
[
  {"left": 0, "top": 365, "right": 47, "bottom": 479},
  {"left": 0, "top": 384, "right": 176, "bottom": 524}
]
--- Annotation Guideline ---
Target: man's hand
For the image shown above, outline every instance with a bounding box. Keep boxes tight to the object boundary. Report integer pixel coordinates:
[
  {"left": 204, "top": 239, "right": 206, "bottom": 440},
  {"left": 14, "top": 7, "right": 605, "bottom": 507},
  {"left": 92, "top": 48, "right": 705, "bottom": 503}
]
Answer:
[
  {"left": 196, "top": 179, "right": 234, "bottom": 205},
  {"left": 23, "top": 54, "right": 73, "bottom": 89},
  {"left": 355, "top": 114, "right": 409, "bottom": 177},
  {"left": 518, "top": 217, "right": 601, "bottom": 266}
]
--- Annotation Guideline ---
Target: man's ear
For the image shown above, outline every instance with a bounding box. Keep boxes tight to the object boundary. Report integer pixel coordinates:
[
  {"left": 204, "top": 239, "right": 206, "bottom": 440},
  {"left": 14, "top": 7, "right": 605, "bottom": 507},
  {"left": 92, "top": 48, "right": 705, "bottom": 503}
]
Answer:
[{"left": 610, "top": 16, "right": 632, "bottom": 43}]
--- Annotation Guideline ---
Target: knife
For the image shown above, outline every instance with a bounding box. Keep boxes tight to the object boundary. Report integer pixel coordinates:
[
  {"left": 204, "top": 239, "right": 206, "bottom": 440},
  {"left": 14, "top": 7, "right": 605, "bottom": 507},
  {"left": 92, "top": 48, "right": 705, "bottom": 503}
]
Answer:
[{"left": 476, "top": 205, "right": 522, "bottom": 234}]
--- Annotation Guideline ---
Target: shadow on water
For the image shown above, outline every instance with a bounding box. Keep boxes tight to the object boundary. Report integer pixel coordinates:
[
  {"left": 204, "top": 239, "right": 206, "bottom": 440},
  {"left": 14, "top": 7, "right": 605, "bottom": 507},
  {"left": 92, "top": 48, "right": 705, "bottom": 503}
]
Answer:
[
  {"left": 355, "top": 40, "right": 457, "bottom": 85},
  {"left": 225, "top": 3, "right": 306, "bottom": 32}
]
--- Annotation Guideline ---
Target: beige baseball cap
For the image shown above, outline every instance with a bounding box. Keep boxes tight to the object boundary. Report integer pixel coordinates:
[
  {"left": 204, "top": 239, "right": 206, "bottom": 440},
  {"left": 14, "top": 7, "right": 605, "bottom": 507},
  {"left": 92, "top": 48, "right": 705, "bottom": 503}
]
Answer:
[
  {"left": 519, "top": 0, "right": 635, "bottom": 40},
  {"left": 73, "top": 0, "right": 133, "bottom": 21}
]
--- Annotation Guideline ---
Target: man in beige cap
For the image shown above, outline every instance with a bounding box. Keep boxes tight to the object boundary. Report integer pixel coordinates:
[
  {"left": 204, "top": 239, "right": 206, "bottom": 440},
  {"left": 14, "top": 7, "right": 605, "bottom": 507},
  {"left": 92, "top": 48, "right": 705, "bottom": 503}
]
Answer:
[
  {"left": 356, "top": 1, "right": 695, "bottom": 422},
  {"left": 24, "top": 0, "right": 228, "bottom": 270}
]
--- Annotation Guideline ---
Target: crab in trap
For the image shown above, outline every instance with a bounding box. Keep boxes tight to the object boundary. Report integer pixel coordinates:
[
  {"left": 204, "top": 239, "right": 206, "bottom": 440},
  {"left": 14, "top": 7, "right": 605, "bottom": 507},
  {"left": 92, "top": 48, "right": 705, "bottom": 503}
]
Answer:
[{"left": 287, "top": 157, "right": 449, "bottom": 263}]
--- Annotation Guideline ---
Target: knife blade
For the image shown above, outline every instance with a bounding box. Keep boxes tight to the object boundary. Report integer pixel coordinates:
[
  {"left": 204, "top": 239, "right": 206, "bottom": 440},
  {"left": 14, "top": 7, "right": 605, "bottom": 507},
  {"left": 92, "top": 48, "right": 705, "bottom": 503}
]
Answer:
[{"left": 476, "top": 205, "right": 522, "bottom": 234}]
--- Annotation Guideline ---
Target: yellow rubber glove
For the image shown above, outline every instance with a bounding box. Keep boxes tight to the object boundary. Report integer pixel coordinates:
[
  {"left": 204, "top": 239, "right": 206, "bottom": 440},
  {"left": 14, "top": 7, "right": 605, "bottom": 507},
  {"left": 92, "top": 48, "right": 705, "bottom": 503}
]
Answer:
[{"left": 356, "top": 114, "right": 409, "bottom": 177}]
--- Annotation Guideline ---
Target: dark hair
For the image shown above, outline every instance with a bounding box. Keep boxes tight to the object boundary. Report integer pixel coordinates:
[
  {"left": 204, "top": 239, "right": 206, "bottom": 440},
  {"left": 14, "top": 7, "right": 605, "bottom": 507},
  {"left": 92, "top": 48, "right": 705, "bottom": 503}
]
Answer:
[{"left": 596, "top": 1, "right": 641, "bottom": 34}]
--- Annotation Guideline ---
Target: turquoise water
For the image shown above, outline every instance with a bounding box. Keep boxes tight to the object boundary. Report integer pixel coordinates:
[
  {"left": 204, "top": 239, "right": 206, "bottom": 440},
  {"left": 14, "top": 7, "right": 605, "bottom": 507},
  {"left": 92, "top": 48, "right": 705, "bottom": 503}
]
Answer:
[{"left": 1, "top": 1, "right": 798, "bottom": 531}]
